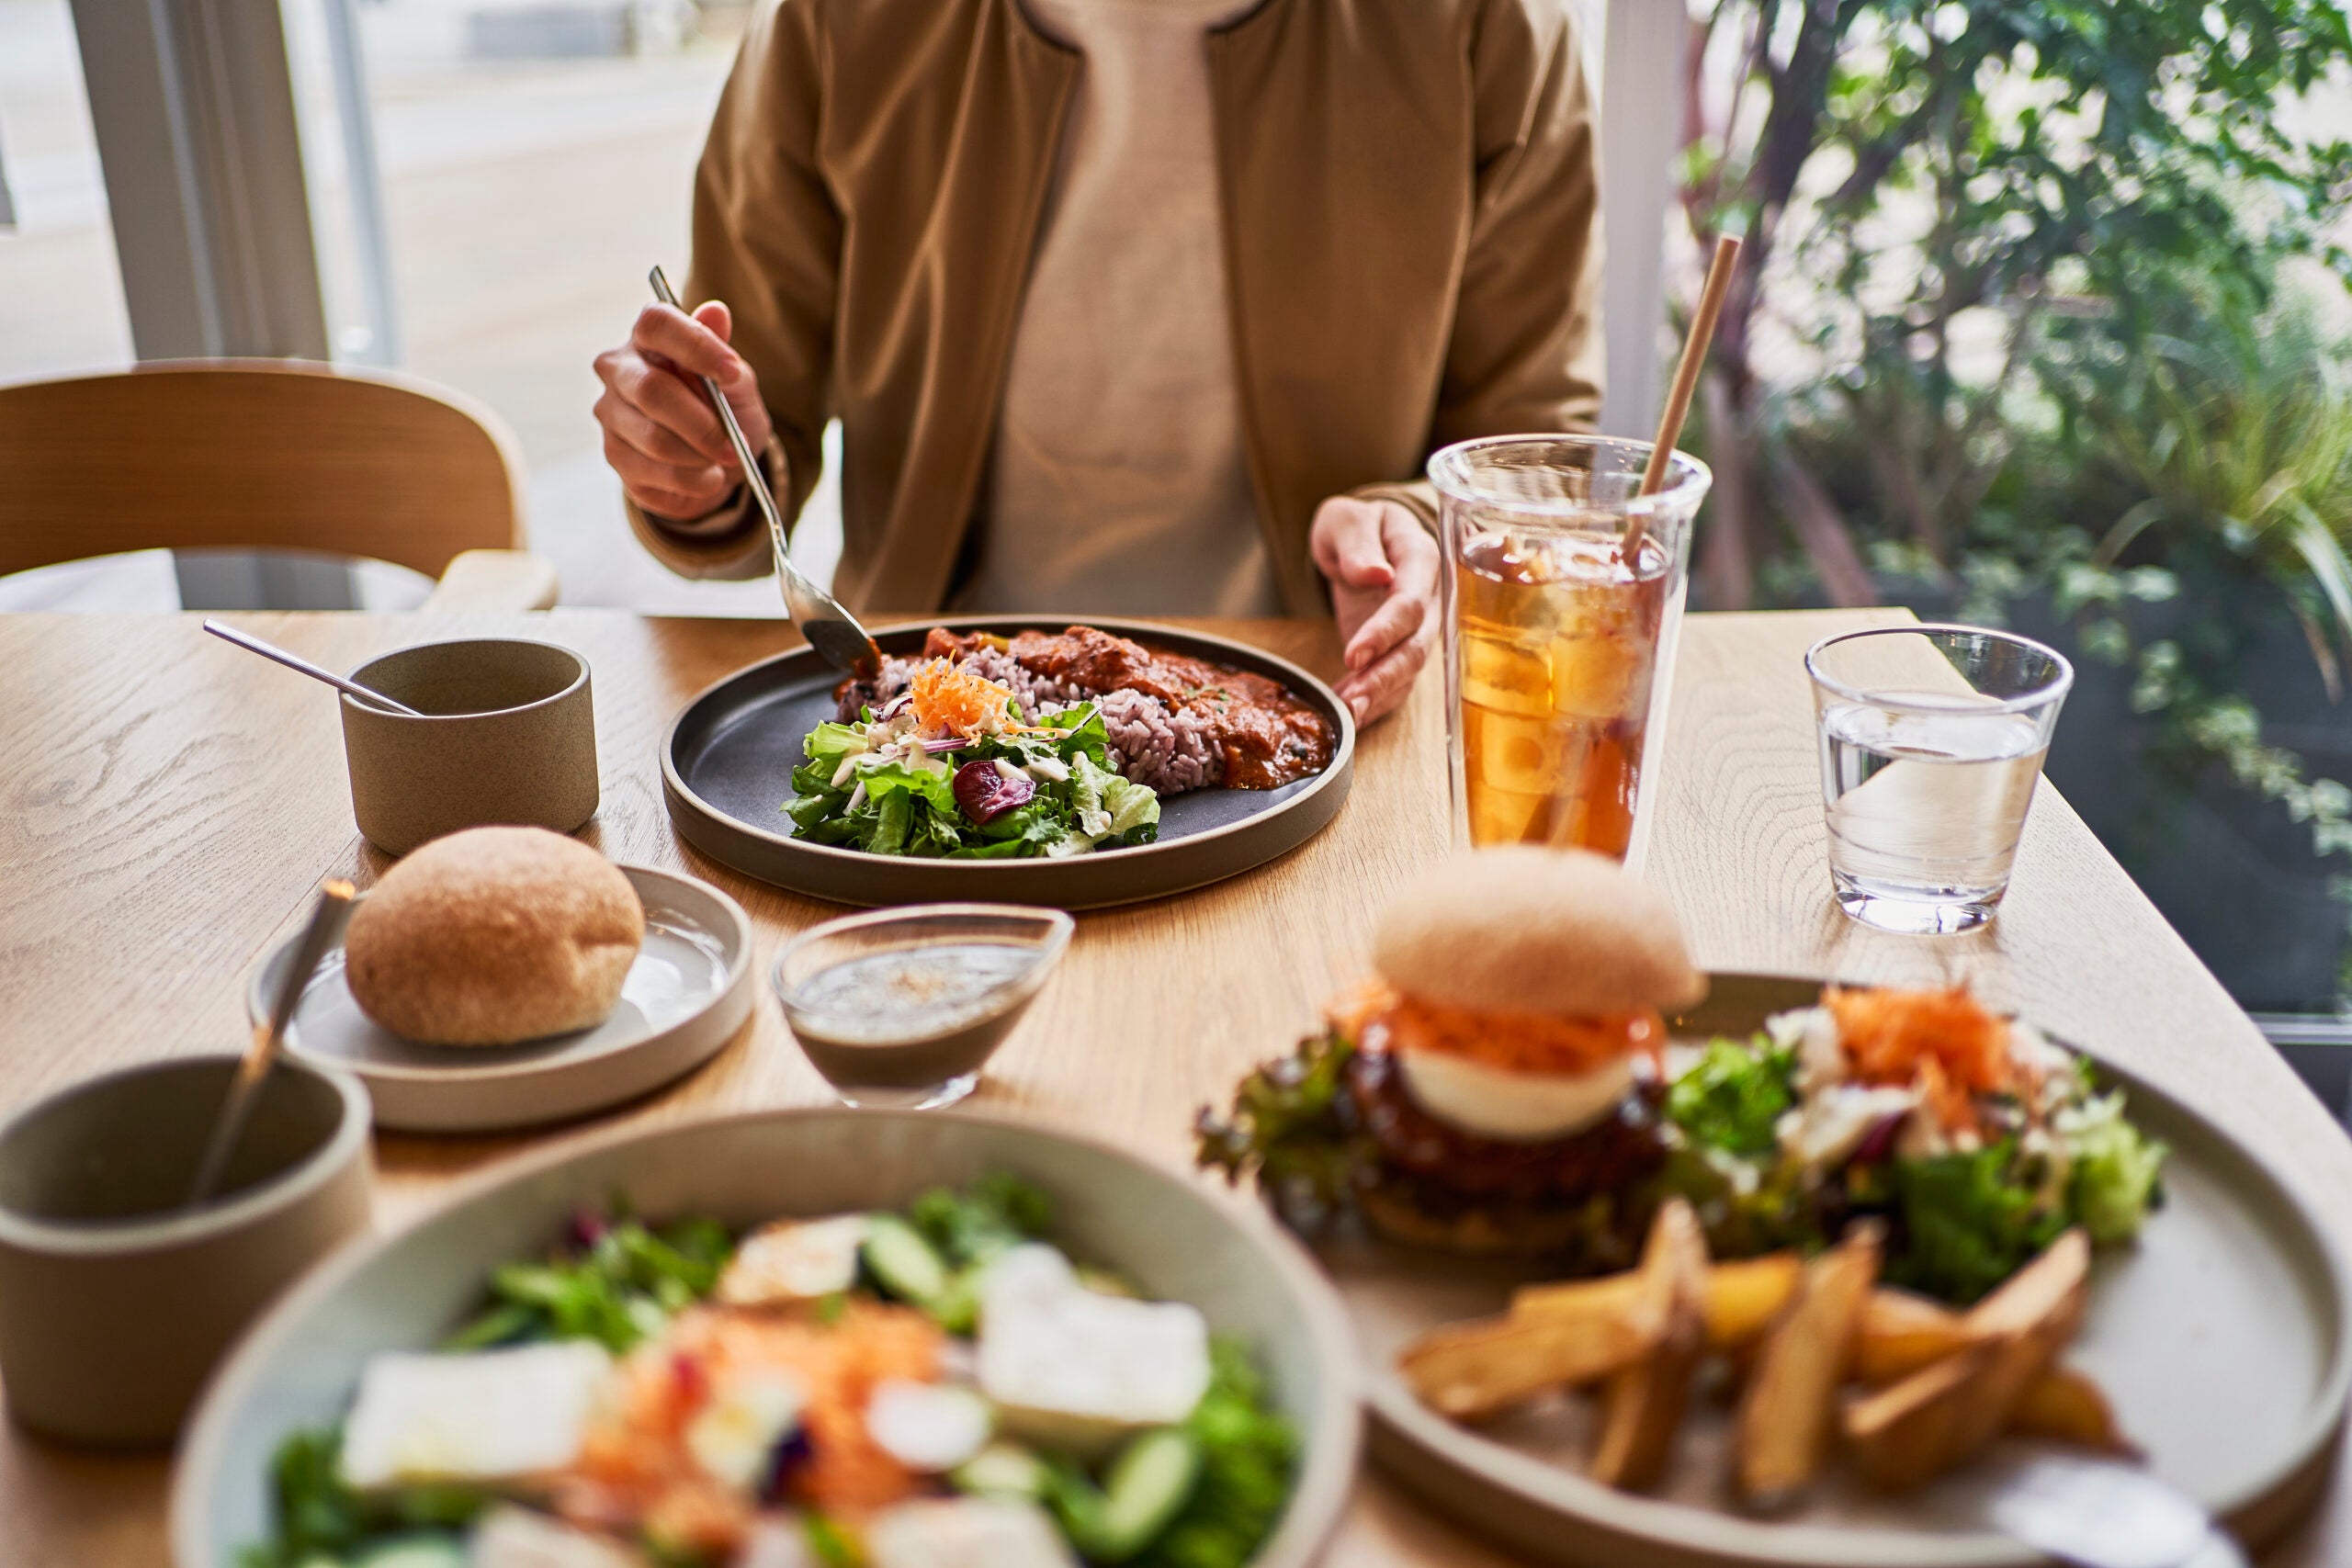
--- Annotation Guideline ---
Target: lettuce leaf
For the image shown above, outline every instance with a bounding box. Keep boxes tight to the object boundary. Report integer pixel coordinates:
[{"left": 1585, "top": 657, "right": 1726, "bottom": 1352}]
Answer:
[
  {"left": 2061, "top": 1092, "right": 2167, "bottom": 1244},
  {"left": 1886, "top": 1141, "right": 2067, "bottom": 1304},
  {"left": 1135, "top": 1338, "right": 1296, "bottom": 1568},
  {"left": 1665, "top": 1035, "right": 1795, "bottom": 1157}
]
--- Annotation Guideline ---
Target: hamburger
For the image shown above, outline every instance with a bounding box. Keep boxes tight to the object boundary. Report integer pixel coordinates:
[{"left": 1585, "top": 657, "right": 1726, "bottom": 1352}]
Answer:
[{"left": 1198, "top": 847, "right": 1706, "bottom": 1264}]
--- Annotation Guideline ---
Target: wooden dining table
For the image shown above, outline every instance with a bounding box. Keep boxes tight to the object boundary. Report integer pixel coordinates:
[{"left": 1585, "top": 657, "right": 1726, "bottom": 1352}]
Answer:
[{"left": 2, "top": 605, "right": 2349, "bottom": 1568}]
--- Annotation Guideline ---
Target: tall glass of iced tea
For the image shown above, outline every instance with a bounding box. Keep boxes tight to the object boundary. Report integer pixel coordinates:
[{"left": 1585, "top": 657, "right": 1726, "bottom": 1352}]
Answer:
[{"left": 1428, "top": 435, "right": 1712, "bottom": 861}]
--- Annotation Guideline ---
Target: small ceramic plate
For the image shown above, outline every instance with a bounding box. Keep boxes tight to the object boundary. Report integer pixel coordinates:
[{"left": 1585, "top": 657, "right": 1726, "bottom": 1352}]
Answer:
[
  {"left": 661, "top": 616, "right": 1356, "bottom": 909},
  {"left": 247, "top": 865, "right": 754, "bottom": 1134},
  {"left": 1329, "top": 975, "right": 2352, "bottom": 1568}
]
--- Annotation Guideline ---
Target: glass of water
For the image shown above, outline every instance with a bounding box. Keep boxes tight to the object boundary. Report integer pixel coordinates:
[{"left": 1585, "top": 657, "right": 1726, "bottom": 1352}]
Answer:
[{"left": 1804, "top": 626, "right": 2073, "bottom": 934}]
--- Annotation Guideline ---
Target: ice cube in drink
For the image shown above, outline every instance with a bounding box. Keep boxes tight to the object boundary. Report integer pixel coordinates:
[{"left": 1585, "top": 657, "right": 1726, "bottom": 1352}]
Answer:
[{"left": 1453, "top": 530, "right": 1668, "bottom": 856}]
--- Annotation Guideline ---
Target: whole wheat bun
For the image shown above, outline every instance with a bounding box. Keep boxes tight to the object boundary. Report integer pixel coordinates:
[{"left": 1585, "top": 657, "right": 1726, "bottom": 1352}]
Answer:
[
  {"left": 1373, "top": 846, "right": 1706, "bottom": 1018},
  {"left": 345, "top": 826, "right": 644, "bottom": 1046}
]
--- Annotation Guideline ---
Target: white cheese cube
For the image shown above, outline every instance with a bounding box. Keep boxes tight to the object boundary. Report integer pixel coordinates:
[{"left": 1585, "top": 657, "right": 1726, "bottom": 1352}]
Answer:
[
  {"left": 715, "top": 1214, "right": 872, "bottom": 1307},
  {"left": 865, "top": 1379, "right": 993, "bottom": 1472},
  {"left": 865, "top": 1497, "right": 1079, "bottom": 1568},
  {"left": 341, "top": 1341, "right": 611, "bottom": 1490},
  {"left": 469, "top": 1506, "right": 644, "bottom": 1568},
  {"left": 978, "top": 1244, "right": 1210, "bottom": 1456}
]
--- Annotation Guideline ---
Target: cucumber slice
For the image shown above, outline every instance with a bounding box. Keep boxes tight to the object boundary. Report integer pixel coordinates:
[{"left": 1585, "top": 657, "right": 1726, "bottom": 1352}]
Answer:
[
  {"left": 952, "top": 1439, "right": 1053, "bottom": 1501},
  {"left": 862, "top": 1214, "right": 950, "bottom": 1305},
  {"left": 1060, "top": 1427, "right": 1203, "bottom": 1562},
  {"left": 352, "top": 1535, "right": 469, "bottom": 1568},
  {"left": 928, "top": 1265, "right": 982, "bottom": 1333}
]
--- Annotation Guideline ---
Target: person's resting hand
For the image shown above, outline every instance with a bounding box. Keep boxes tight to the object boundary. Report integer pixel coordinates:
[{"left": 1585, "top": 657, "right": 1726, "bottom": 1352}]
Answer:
[
  {"left": 593, "top": 300, "right": 774, "bottom": 523},
  {"left": 1310, "top": 496, "right": 1441, "bottom": 727}
]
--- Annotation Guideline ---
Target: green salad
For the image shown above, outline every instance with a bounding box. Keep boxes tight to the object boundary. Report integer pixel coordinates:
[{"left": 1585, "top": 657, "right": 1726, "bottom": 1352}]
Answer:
[
  {"left": 786, "top": 689, "right": 1160, "bottom": 861},
  {"left": 245, "top": 1178, "right": 1295, "bottom": 1568}
]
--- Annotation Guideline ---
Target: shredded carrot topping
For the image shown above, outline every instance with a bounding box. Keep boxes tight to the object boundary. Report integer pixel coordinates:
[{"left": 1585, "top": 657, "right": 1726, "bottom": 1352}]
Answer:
[
  {"left": 567, "top": 1300, "right": 944, "bottom": 1549},
  {"left": 1335, "top": 980, "right": 1658, "bottom": 1076},
  {"left": 906, "top": 658, "right": 1022, "bottom": 739},
  {"left": 1825, "top": 984, "right": 2018, "bottom": 1132}
]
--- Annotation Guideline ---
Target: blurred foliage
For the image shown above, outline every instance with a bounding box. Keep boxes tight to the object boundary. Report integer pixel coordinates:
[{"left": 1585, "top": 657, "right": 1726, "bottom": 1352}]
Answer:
[{"left": 1677, "top": 0, "right": 2352, "bottom": 997}]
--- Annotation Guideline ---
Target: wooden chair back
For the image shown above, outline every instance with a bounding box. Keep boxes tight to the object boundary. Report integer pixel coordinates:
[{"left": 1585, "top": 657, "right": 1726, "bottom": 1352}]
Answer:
[{"left": 0, "top": 360, "right": 529, "bottom": 581}]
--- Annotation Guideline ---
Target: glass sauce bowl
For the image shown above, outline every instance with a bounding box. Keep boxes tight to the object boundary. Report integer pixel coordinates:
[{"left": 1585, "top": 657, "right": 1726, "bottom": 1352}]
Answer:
[{"left": 770, "top": 904, "right": 1074, "bottom": 1109}]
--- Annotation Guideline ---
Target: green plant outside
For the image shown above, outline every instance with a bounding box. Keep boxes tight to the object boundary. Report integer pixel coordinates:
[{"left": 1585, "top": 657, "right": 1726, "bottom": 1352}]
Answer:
[{"left": 1673, "top": 0, "right": 2352, "bottom": 1002}]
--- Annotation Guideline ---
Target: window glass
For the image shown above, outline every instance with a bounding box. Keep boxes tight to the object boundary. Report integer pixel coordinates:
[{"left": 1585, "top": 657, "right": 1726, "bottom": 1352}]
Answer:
[{"left": 0, "top": 0, "right": 134, "bottom": 381}]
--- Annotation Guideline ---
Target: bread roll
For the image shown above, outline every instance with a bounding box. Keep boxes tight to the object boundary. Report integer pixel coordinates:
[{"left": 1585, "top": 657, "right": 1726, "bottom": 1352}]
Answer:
[
  {"left": 1374, "top": 846, "right": 1705, "bottom": 1017},
  {"left": 345, "top": 827, "right": 644, "bottom": 1046}
]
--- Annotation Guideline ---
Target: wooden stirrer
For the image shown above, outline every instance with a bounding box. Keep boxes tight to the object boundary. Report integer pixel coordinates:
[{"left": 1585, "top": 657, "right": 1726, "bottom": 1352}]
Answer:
[{"left": 1624, "top": 233, "right": 1743, "bottom": 560}]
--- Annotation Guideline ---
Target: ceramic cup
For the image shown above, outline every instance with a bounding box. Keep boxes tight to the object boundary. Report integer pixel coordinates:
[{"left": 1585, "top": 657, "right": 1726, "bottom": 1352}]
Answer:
[
  {"left": 340, "top": 637, "right": 599, "bottom": 855},
  {"left": 0, "top": 1055, "right": 371, "bottom": 1446}
]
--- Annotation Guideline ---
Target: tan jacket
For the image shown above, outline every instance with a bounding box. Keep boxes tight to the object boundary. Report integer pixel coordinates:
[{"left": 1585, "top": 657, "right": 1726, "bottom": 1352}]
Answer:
[{"left": 631, "top": 0, "right": 1602, "bottom": 617}]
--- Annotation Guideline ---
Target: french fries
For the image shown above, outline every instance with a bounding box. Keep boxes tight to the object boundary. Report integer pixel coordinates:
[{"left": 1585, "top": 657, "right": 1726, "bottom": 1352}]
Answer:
[
  {"left": 1840, "top": 1229, "right": 2093, "bottom": 1491},
  {"left": 1843, "top": 1341, "right": 1999, "bottom": 1492},
  {"left": 1734, "top": 1223, "right": 1883, "bottom": 1510},
  {"left": 1589, "top": 1199, "right": 1711, "bottom": 1490},
  {"left": 1397, "top": 1298, "right": 1662, "bottom": 1420},
  {"left": 1395, "top": 1222, "right": 2128, "bottom": 1506},
  {"left": 1513, "top": 1253, "right": 1803, "bottom": 1353}
]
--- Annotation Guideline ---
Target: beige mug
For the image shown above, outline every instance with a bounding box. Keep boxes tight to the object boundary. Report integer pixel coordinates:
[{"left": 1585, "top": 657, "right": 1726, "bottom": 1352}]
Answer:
[
  {"left": 0, "top": 1055, "right": 372, "bottom": 1446},
  {"left": 339, "top": 637, "right": 600, "bottom": 855}
]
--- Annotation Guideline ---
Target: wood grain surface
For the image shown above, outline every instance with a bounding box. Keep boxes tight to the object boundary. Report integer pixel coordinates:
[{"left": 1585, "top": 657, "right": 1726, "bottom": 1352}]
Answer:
[{"left": 0, "top": 607, "right": 2346, "bottom": 1568}]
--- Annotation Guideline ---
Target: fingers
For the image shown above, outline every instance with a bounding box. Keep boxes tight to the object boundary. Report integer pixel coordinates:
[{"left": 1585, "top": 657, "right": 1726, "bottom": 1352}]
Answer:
[
  {"left": 1309, "top": 497, "right": 1396, "bottom": 591},
  {"left": 693, "top": 299, "right": 734, "bottom": 348},
  {"left": 594, "top": 343, "right": 734, "bottom": 467},
  {"left": 1334, "top": 623, "right": 1432, "bottom": 726},
  {"left": 602, "top": 426, "right": 733, "bottom": 520},
  {"left": 632, "top": 301, "right": 741, "bottom": 383},
  {"left": 1342, "top": 516, "right": 1439, "bottom": 673},
  {"left": 595, "top": 386, "right": 715, "bottom": 468}
]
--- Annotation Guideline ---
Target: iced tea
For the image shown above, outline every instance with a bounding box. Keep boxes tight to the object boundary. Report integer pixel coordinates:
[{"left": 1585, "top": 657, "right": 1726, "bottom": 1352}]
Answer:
[{"left": 1453, "top": 531, "right": 1669, "bottom": 856}]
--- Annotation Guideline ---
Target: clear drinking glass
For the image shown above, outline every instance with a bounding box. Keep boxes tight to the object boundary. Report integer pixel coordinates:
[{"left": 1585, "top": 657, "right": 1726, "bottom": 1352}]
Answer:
[
  {"left": 771, "top": 905, "right": 1073, "bottom": 1110},
  {"left": 1429, "top": 434, "right": 1712, "bottom": 862},
  {"left": 1804, "top": 626, "right": 2074, "bottom": 934}
]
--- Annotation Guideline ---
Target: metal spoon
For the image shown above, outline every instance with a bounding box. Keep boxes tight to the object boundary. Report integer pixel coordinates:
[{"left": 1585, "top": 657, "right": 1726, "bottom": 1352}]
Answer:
[
  {"left": 1975, "top": 1453, "right": 2248, "bottom": 1568},
  {"left": 648, "top": 265, "right": 883, "bottom": 680},
  {"left": 203, "top": 619, "right": 423, "bottom": 716},
  {"left": 184, "top": 879, "right": 358, "bottom": 1209}
]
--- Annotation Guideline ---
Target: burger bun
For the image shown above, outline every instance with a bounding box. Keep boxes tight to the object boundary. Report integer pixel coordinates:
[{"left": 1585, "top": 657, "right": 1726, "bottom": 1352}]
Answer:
[{"left": 1374, "top": 846, "right": 1705, "bottom": 1018}]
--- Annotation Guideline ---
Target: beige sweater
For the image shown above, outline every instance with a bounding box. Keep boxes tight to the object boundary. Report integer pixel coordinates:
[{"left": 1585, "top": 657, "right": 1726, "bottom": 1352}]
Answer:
[{"left": 954, "top": 0, "right": 1281, "bottom": 615}]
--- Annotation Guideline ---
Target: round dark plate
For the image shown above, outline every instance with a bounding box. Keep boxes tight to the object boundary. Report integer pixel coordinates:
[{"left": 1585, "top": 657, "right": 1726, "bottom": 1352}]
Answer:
[{"left": 661, "top": 615, "right": 1357, "bottom": 908}]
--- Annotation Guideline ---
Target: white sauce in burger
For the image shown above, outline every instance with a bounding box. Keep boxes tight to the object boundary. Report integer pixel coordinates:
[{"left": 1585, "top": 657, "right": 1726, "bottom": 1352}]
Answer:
[{"left": 1395, "top": 1050, "right": 1636, "bottom": 1143}]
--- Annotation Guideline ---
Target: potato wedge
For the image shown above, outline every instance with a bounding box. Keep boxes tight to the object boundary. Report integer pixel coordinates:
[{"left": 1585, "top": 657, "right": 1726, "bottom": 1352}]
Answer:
[
  {"left": 1513, "top": 1253, "right": 1804, "bottom": 1352},
  {"left": 1855, "top": 1287, "right": 1983, "bottom": 1382},
  {"left": 1943, "top": 1229, "right": 2091, "bottom": 1460},
  {"left": 1589, "top": 1199, "right": 1711, "bottom": 1491},
  {"left": 1843, "top": 1231, "right": 2095, "bottom": 1490},
  {"left": 2010, "top": 1363, "right": 2134, "bottom": 1453},
  {"left": 1398, "top": 1303, "right": 1663, "bottom": 1420},
  {"left": 1734, "top": 1223, "right": 1883, "bottom": 1510},
  {"left": 1855, "top": 1279, "right": 2126, "bottom": 1450},
  {"left": 1843, "top": 1342, "right": 1998, "bottom": 1492}
]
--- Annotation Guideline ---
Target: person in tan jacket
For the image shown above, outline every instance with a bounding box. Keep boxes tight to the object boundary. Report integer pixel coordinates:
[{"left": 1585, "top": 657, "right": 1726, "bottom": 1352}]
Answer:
[{"left": 594, "top": 0, "right": 1601, "bottom": 725}]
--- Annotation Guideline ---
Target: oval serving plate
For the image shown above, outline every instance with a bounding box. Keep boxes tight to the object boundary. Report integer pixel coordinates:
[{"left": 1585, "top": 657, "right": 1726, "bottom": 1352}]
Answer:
[
  {"left": 249, "top": 864, "right": 754, "bottom": 1134},
  {"left": 1324, "top": 974, "right": 2352, "bottom": 1568},
  {"left": 171, "top": 1106, "right": 1363, "bottom": 1568},
  {"left": 661, "top": 615, "right": 1357, "bottom": 909}
]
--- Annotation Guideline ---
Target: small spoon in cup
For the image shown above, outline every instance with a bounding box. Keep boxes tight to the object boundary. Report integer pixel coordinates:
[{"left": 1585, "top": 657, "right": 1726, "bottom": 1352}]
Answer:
[
  {"left": 184, "top": 878, "right": 358, "bottom": 1208},
  {"left": 203, "top": 619, "right": 423, "bottom": 716}
]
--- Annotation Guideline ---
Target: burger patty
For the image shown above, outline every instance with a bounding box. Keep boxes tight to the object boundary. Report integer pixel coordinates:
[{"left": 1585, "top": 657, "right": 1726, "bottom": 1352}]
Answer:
[{"left": 1342, "top": 1033, "right": 1668, "bottom": 1204}]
